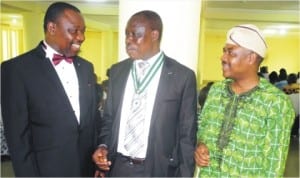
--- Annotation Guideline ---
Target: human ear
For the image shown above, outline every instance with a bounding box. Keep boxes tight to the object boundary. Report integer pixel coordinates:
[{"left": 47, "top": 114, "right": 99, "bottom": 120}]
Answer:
[
  {"left": 248, "top": 52, "right": 258, "bottom": 65},
  {"left": 151, "top": 30, "right": 159, "bottom": 41},
  {"left": 47, "top": 22, "right": 56, "bottom": 35}
]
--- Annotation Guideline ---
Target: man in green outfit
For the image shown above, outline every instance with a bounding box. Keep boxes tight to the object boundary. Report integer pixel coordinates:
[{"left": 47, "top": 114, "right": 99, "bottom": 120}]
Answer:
[{"left": 194, "top": 24, "right": 295, "bottom": 177}]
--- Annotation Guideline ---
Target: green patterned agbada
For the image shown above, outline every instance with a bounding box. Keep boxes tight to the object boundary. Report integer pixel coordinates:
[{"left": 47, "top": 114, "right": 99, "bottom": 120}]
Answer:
[{"left": 195, "top": 78, "right": 295, "bottom": 177}]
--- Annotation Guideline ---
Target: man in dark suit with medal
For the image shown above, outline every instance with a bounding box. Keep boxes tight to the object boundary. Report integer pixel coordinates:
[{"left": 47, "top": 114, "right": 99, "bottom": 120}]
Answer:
[
  {"left": 93, "top": 10, "right": 197, "bottom": 177},
  {"left": 1, "top": 2, "right": 99, "bottom": 177}
]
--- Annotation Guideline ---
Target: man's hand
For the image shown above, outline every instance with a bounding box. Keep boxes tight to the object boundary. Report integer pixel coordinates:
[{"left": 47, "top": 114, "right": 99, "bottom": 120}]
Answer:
[
  {"left": 92, "top": 146, "right": 111, "bottom": 171},
  {"left": 194, "top": 142, "right": 210, "bottom": 167},
  {"left": 94, "top": 170, "right": 105, "bottom": 178}
]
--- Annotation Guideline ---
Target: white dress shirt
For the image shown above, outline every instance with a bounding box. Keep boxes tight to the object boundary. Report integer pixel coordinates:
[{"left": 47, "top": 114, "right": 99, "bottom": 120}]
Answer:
[
  {"left": 117, "top": 51, "right": 163, "bottom": 158},
  {"left": 43, "top": 41, "right": 80, "bottom": 123}
]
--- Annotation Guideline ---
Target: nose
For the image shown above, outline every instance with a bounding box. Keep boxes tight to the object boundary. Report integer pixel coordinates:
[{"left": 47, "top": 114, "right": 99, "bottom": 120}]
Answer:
[
  {"left": 221, "top": 52, "right": 227, "bottom": 62},
  {"left": 76, "top": 31, "right": 85, "bottom": 42}
]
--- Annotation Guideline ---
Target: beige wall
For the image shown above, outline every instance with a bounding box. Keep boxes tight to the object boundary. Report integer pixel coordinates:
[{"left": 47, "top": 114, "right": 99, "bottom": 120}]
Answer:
[{"left": 80, "top": 30, "right": 118, "bottom": 83}]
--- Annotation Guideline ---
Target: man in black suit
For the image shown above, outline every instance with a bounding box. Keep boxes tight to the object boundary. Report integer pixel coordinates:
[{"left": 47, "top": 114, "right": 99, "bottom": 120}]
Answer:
[
  {"left": 92, "top": 10, "right": 197, "bottom": 177},
  {"left": 1, "top": 2, "right": 100, "bottom": 177}
]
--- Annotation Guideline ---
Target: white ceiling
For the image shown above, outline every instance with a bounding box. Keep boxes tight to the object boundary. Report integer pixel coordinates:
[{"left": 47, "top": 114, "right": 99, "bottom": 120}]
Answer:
[
  {"left": 203, "top": 0, "right": 299, "bottom": 35},
  {"left": 1, "top": 0, "right": 299, "bottom": 35},
  {"left": 1, "top": 0, "right": 119, "bottom": 30}
]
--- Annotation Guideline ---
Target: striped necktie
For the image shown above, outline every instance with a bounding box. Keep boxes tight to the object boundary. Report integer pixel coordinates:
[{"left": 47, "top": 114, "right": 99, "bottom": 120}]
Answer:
[{"left": 124, "top": 61, "right": 149, "bottom": 158}]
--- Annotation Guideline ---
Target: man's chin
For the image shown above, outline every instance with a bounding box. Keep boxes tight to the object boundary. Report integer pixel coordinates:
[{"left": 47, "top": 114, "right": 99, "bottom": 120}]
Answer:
[
  {"left": 66, "top": 50, "right": 80, "bottom": 57},
  {"left": 128, "top": 54, "right": 139, "bottom": 60},
  {"left": 75, "top": 50, "right": 81, "bottom": 56},
  {"left": 223, "top": 74, "right": 232, "bottom": 80}
]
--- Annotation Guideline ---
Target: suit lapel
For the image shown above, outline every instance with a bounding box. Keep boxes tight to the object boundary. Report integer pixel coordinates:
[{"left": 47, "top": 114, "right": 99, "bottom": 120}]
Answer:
[
  {"left": 144, "top": 56, "right": 174, "bottom": 171},
  {"left": 115, "top": 60, "right": 133, "bottom": 103},
  {"left": 115, "top": 59, "right": 133, "bottom": 120},
  {"left": 35, "top": 44, "right": 73, "bottom": 106},
  {"left": 73, "top": 58, "right": 89, "bottom": 127},
  {"left": 35, "top": 44, "right": 79, "bottom": 125},
  {"left": 150, "top": 57, "right": 173, "bottom": 130}
]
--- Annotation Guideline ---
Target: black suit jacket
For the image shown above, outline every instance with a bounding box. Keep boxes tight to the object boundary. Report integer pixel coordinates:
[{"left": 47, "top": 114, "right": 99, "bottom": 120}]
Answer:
[
  {"left": 98, "top": 54, "right": 197, "bottom": 177},
  {"left": 1, "top": 42, "right": 99, "bottom": 177}
]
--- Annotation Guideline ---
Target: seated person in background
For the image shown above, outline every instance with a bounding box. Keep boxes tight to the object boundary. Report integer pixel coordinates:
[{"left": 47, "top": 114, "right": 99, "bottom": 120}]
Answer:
[
  {"left": 259, "top": 66, "right": 269, "bottom": 81},
  {"left": 268, "top": 71, "right": 279, "bottom": 85},
  {"left": 283, "top": 73, "right": 300, "bottom": 94},
  {"left": 275, "top": 68, "right": 288, "bottom": 89},
  {"left": 283, "top": 73, "right": 300, "bottom": 137}
]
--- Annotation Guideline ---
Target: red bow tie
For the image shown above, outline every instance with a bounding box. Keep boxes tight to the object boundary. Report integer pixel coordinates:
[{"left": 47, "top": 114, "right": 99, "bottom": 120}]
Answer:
[{"left": 52, "top": 54, "right": 73, "bottom": 65}]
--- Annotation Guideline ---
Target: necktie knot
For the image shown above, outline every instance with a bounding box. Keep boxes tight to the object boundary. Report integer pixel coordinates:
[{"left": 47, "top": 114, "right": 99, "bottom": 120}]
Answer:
[
  {"left": 52, "top": 54, "right": 73, "bottom": 65},
  {"left": 138, "top": 61, "right": 149, "bottom": 69},
  {"left": 137, "top": 61, "right": 149, "bottom": 77}
]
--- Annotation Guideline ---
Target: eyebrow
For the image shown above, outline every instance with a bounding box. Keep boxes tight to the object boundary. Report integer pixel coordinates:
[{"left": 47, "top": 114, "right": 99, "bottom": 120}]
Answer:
[{"left": 223, "top": 46, "right": 237, "bottom": 51}]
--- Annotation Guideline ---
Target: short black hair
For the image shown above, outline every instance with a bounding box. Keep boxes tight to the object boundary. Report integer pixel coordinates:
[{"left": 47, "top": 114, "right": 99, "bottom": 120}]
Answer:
[
  {"left": 43, "top": 2, "right": 81, "bottom": 32},
  {"left": 131, "top": 10, "right": 163, "bottom": 42},
  {"left": 269, "top": 71, "right": 279, "bottom": 84},
  {"left": 278, "top": 68, "right": 287, "bottom": 81},
  {"left": 287, "top": 73, "right": 297, "bottom": 84}
]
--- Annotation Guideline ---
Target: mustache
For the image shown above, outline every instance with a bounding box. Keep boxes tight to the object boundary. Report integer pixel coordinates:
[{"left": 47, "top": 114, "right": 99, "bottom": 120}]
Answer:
[{"left": 126, "top": 44, "right": 137, "bottom": 51}]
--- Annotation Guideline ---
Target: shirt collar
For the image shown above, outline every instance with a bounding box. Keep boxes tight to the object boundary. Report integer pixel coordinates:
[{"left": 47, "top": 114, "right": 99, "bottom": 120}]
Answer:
[
  {"left": 42, "top": 40, "right": 62, "bottom": 59},
  {"left": 135, "top": 51, "right": 163, "bottom": 67},
  {"left": 225, "top": 78, "right": 263, "bottom": 97}
]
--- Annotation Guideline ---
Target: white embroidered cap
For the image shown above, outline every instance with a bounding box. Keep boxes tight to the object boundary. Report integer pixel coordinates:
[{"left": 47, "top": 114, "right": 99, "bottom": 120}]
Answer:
[{"left": 226, "top": 24, "right": 267, "bottom": 58}]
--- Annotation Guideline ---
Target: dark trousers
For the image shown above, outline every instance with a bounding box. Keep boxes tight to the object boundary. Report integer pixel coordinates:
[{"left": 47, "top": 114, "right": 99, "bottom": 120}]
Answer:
[{"left": 109, "top": 153, "right": 148, "bottom": 177}]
